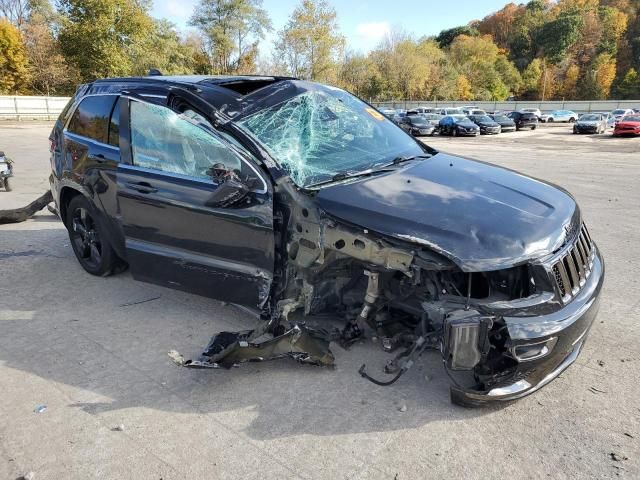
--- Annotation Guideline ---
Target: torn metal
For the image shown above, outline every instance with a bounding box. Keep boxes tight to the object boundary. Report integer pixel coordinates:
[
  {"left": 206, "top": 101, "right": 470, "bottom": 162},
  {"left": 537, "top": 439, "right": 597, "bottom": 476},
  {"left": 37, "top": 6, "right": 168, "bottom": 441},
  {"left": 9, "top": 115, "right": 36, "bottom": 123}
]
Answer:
[{"left": 183, "top": 324, "right": 335, "bottom": 369}]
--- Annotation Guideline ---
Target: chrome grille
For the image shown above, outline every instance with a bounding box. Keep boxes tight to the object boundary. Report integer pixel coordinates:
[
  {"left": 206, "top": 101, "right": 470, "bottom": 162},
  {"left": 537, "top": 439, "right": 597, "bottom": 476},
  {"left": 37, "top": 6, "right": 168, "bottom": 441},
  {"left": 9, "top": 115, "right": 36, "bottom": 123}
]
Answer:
[{"left": 552, "top": 224, "right": 595, "bottom": 303}]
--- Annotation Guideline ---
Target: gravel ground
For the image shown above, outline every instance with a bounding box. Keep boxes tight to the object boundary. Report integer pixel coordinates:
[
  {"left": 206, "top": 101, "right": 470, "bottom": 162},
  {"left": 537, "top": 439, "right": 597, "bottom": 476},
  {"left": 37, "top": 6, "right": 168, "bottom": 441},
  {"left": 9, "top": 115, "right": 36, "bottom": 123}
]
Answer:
[{"left": 0, "top": 122, "right": 638, "bottom": 479}]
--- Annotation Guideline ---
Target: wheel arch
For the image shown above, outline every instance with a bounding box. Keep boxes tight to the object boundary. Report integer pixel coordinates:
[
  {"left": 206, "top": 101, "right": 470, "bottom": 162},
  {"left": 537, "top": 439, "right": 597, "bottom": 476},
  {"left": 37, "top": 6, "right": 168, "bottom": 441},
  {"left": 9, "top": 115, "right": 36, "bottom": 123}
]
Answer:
[{"left": 58, "top": 186, "right": 84, "bottom": 226}]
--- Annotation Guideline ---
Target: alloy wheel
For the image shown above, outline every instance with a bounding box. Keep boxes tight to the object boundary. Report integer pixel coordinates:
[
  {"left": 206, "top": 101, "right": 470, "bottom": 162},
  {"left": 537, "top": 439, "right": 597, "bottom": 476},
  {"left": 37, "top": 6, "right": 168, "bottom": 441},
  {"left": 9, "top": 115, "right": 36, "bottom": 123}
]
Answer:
[{"left": 70, "top": 207, "right": 102, "bottom": 269}]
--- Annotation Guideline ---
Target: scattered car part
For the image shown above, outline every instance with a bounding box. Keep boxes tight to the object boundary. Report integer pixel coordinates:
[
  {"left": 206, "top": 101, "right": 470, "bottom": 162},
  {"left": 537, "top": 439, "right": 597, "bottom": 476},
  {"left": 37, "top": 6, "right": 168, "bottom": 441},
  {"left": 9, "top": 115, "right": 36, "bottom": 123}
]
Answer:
[
  {"left": 0, "top": 190, "right": 52, "bottom": 224},
  {"left": 183, "top": 324, "right": 335, "bottom": 369}
]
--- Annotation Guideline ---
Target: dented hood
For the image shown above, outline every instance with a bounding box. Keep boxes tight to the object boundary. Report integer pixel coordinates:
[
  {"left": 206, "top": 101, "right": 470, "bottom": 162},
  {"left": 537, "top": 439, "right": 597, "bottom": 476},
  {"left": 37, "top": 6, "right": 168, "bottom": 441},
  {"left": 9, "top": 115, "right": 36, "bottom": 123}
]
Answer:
[{"left": 315, "top": 153, "right": 579, "bottom": 271}]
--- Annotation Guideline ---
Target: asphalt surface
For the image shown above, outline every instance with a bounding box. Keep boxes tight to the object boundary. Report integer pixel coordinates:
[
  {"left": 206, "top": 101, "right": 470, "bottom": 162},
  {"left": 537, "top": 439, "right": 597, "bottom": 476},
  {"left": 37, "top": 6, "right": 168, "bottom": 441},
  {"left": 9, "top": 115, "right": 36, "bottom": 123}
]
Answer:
[{"left": 1, "top": 122, "right": 639, "bottom": 479}]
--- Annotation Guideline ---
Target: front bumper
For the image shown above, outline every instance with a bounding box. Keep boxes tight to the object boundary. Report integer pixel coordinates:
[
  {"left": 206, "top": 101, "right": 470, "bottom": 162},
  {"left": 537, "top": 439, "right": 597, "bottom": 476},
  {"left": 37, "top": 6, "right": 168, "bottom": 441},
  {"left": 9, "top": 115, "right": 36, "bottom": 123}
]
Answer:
[
  {"left": 574, "top": 126, "right": 598, "bottom": 133},
  {"left": 451, "top": 247, "right": 604, "bottom": 407}
]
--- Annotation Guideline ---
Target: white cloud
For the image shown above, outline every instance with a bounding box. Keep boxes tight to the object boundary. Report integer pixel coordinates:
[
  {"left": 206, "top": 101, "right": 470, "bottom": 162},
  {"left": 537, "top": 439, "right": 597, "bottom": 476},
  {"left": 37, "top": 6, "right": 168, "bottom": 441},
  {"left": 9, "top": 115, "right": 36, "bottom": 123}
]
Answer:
[{"left": 355, "top": 21, "right": 391, "bottom": 43}]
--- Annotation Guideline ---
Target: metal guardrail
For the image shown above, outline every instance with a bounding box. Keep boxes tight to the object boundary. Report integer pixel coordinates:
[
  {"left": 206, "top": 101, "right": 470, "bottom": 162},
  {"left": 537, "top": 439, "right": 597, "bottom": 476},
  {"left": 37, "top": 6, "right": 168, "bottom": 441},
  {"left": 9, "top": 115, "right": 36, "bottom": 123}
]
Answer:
[
  {"left": 371, "top": 99, "right": 640, "bottom": 114},
  {"left": 0, "top": 95, "right": 72, "bottom": 121}
]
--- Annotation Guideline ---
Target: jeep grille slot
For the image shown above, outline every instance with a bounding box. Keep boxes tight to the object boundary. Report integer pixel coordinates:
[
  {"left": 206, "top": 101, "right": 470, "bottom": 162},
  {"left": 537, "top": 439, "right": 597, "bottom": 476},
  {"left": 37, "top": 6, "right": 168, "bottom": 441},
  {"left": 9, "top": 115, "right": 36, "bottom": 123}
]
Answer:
[{"left": 552, "top": 224, "right": 595, "bottom": 303}]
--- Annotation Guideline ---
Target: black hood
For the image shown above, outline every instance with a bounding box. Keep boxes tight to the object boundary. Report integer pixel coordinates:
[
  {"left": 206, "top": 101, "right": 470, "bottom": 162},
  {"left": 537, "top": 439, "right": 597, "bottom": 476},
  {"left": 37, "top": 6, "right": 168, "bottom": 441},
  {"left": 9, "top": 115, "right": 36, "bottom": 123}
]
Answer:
[{"left": 315, "top": 153, "right": 579, "bottom": 271}]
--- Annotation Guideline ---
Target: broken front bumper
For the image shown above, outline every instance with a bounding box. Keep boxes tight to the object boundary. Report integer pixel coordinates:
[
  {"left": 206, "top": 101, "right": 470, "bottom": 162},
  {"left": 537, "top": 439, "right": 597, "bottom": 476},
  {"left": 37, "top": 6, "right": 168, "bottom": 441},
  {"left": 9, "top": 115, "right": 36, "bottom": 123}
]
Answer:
[{"left": 451, "top": 247, "right": 604, "bottom": 407}]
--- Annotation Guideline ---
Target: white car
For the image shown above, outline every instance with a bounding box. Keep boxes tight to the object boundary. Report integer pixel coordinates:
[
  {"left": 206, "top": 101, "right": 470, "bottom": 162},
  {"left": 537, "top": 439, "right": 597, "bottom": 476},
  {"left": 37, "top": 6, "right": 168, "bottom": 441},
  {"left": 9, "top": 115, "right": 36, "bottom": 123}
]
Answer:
[
  {"left": 520, "top": 108, "right": 542, "bottom": 118},
  {"left": 611, "top": 108, "right": 634, "bottom": 122},
  {"left": 546, "top": 110, "right": 578, "bottom": 123}
]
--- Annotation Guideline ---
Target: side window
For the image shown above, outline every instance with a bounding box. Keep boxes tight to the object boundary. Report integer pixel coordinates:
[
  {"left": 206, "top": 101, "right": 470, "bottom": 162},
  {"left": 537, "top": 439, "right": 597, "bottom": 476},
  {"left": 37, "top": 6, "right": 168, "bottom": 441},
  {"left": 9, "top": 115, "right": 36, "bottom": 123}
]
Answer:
[
  {"left": 107, "top": 97, "right": 123, "bottom": 147},
  {"left": 67, "top": 95, "right": 117, "bottom": 143},
  {"left": 129, "top": 100, "right": 243, "bottom": 180}
]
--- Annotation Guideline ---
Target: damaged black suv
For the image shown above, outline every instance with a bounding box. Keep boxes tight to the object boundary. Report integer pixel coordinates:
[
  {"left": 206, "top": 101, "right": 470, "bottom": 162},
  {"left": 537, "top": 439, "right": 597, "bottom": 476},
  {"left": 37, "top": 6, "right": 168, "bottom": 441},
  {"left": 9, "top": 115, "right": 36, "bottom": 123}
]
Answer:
[{"left": 49, "top": 75, "right": 604, "bottom": 406}]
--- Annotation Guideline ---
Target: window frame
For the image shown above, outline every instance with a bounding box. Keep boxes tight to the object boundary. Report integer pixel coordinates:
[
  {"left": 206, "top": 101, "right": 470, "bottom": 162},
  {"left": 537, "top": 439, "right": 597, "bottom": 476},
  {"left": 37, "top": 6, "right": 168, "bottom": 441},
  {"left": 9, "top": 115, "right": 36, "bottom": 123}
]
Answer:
[
  {"left": 123, "top": 95, "right": 268, "bottom": 194},
  {"left": 64, "top": 93, "right": 120, "bottom": 145}
]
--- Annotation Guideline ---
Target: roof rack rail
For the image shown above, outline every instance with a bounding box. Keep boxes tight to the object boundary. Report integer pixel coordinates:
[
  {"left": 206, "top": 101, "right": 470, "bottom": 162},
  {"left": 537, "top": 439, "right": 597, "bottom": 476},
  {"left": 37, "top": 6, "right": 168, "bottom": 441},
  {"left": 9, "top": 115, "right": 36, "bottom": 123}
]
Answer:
[{"left": 148, "top": 68, "right": 163, "bottom": 76}]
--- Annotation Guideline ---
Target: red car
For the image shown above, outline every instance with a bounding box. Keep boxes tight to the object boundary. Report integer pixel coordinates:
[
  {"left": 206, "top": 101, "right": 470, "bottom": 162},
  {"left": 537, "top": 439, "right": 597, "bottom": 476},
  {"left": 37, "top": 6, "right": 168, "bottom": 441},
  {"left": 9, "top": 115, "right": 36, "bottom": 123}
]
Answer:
[{"left": 613, "top": 115, "right": 640, "bottom": 136}]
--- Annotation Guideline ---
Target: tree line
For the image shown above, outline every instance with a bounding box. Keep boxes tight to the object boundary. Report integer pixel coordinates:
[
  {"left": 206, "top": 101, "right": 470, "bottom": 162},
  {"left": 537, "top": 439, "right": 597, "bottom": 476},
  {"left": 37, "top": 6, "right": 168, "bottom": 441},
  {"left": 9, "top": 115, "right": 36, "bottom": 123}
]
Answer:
[{"left": 1, "top": 0, "right": 639, "bottom": 100}]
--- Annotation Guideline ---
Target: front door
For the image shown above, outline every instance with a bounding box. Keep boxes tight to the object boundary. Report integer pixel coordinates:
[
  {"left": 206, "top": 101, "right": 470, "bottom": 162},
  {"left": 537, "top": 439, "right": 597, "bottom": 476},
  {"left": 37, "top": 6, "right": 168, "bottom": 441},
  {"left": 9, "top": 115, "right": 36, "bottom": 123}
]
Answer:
[{"left": 116, "top": 98, "right": 274, "bottom": 308}]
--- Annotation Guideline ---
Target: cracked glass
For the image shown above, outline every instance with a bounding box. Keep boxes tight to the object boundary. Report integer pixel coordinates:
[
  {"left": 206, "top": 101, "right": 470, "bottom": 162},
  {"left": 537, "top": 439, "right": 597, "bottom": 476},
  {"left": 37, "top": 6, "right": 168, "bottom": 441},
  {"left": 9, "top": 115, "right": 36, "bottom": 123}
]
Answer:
[{"left": 237, "top": 86, "right": 424, "bottom": 187}]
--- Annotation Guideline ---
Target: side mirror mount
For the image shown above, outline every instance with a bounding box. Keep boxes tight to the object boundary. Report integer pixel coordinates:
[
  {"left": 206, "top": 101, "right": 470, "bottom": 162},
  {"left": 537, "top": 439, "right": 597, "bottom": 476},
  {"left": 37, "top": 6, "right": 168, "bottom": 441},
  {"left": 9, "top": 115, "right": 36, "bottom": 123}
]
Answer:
[{"left": 205, "top": 163, "right": 251, "bottom": 208}]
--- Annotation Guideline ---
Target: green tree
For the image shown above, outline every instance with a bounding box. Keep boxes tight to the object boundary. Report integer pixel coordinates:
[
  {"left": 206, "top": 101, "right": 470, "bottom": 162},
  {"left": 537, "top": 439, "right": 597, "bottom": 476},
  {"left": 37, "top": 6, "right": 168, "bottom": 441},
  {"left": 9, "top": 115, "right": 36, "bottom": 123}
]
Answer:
[
  {"left": 522, "top": 58, "right": 543, "bottom": 97},
  {"left": 274, "top": 0, "right": 344, "bottom": 82},
  {"left": 189, "top": 0, "right": 271, "bottom": 74},
  {"left": 615, "top": 67, "right": 640, "bottom": 98},
  {"left": 0, "top": 18, "right": 29, "bottom": 93},
  {"left": 435, "top": 25, "right": 479, "bottom": 48},
  {"left": 23, "top": 12, "right": 78, "bottom": 94},
  {"left": 57, "top": 0, "right": 154, "bottom": 81},
  {"left": 538, "top": 13, "right": 584, "bottom": 63}
]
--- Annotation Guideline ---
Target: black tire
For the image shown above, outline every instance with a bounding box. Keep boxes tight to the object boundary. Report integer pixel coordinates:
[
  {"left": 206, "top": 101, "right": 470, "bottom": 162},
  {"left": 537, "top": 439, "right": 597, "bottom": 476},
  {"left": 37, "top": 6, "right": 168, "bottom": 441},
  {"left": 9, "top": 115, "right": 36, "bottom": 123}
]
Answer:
[
  {"left": 66, "top": 195, "right": 119, "bottom": 276},
  {"left": 3, "top": 178, "right": 10, "bottom": 191},
  {"left": 452, "top": 128, "right": 458, "bottom": 137},
  {"left": 548, "top": 118, "right": 554, "bottom": 123},
  {"left": 569, "top": 117, "right": 576, "bottom": 123},
  {"left": 531, "top": 125, "right": 536, "bottom": 130}
]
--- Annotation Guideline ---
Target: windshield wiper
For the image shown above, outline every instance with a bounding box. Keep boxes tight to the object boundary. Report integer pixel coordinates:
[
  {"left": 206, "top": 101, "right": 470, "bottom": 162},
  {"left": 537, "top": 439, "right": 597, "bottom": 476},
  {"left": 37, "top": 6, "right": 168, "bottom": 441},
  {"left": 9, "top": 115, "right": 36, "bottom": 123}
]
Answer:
[
  {"left": 306, "top": 154, "right": 432, "bottom": 189},
  {"left": 306, "top": 168, "right": 394, "bottom": 189}
]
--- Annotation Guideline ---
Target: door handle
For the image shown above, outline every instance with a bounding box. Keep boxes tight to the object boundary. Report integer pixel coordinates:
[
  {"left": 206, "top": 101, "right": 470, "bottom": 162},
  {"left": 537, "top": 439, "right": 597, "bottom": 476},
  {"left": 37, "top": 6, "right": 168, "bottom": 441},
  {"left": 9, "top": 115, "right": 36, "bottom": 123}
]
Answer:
[
  {"left": 126, "top": 181, "right": 158, "bottom": 194},
  {"left": 90, "top": 153, "right": 106, "bottom": 162}
]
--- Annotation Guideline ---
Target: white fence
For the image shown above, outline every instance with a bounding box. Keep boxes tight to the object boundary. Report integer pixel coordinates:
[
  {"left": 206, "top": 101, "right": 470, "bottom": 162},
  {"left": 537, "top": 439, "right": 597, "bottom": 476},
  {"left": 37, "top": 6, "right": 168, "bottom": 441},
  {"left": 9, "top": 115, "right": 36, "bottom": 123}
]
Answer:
[
  {"left": 372, "top": 99, "right": 640, "bottom": 114},
  {"left": 0, "top": 95, "right": 72, "bottom": 121}
]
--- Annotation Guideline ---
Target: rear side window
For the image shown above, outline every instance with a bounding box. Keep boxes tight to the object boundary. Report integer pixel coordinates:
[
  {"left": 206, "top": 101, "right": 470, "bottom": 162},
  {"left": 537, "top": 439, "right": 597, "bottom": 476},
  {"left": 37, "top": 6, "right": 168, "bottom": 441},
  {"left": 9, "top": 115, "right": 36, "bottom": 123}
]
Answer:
[{"left": 67, "top": 95, "right": 117, "bottom": 143}]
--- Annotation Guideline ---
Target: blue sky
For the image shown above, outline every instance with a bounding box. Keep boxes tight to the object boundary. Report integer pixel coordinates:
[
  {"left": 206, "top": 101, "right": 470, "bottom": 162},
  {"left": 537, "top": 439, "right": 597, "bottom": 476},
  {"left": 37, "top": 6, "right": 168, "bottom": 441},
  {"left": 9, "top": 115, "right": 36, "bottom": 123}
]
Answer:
[{"left": 151, "top": 0, "right": 511, "bottom": 54}]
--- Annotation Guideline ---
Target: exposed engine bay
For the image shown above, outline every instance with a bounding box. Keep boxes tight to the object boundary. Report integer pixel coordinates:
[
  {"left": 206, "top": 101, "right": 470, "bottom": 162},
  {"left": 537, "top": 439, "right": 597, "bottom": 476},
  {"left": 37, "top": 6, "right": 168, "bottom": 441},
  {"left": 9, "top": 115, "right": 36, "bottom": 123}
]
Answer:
[{"left": 183, "top": 178, "right": 547, "bottom": 404}]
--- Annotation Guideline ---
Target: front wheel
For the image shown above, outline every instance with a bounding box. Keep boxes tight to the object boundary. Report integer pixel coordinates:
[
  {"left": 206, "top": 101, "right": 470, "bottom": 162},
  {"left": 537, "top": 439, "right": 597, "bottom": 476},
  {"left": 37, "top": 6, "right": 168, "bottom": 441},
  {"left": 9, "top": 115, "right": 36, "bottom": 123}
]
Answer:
[
  {"left": 531, "top": 125, "right": 537, "bottom": 130},
  {"left": 547, "top": 118, "right": 554, "bottom": 123},
  {"left": 569, "top": 118, "right": 576, "bottom": 123},
  {"left": 452, "top": 128, "right": 458, "bottom": 137},
  {"left": 66, "top": 195, "right": 120, "bottom": 276},
  {"left": 1, "top": 177, "right": 11, "bottom": 191}
]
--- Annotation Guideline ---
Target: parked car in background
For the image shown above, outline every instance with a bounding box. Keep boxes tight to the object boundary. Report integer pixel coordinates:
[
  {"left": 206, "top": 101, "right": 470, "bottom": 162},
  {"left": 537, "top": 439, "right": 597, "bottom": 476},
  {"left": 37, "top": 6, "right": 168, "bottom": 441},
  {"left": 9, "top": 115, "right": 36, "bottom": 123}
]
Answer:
[
  {"left": 462, "top": 106, "right": 486, "bottom": 115},
  {"left": 489, "top": 114, "right": 516, "bottom": 132},
  {"left": 378, "top": 107, "right": 397, "bottom": 119},
  {"left": 611, "top": 108, "right": 634, "bottom": 122},
  {"left": 399, "top": 114, "right": 436, "bottom": 136},
  {"left": 546, "top": 110, "right": 578, "bottom": 123},
  {"left": 438, "top": 107, "right": 464, "bottom": 116},
  {"left": 413, "top": 106, "right": 438, "bottom": 114},
  {"left": 520, "top": 108, "right": 542, "bottom": 119},
  {"left": 632, "top": 108, "right": 640, "bottom": 114},
  {"left": 591, "top": 112, "right": 615, "bottom": 129},
  {"left": 573, "top": 114, "right": 608, "bottom": 134},
  {"left": 507, "top": 111, "right": 538, "bottom": 130},
  {"left": 421, "top": 113, "right": 444, "bottom": 127},
  {"left": 467, "top": 114, "right": 501, "bottom": 134},
  {"left": 613, "top": 114, "right": 640, "bottom": 136},
  {"left": 438, "top": 115, "right": 480, "bottom": 136},
  {"left": 391, "top": 111, "right": 407, "bottom": 125}
]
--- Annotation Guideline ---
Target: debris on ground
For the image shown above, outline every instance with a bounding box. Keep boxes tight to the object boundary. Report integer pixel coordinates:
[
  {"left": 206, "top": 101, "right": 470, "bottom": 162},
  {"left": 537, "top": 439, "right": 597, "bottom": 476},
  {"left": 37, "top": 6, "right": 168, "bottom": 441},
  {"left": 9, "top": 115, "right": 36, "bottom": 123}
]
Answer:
[
  {"left": 0, "top": 190, "right": 52, "bottom": 224},
  {"left": 609, "top": 452, "right": 629, "bottom": 461},
  {"left": 597, "top": 360, "right": 605, "bottom": 367},
  {"left": 589, "top": 386, "right": 607, "bottom": 394},
  {"left": 119, "top": 296, "right": 161, "bottom": 307},
  {"left": 167, "top": 350, "right": 185, "bottom": 366},
  {"left": 16, "top": 472, "right": 35, "bottom": 480},
  {"left": 623, "top": 432, "right": 634, "bottom": 438},
  {"left": 111, "top": 424, "right": 125, "bottom": 432},
  {"left": 398, "top": 404, "right": 407, "bottom": 412},
  {"left": 33, "top": 405, "right": 47, "bottom": 414},
  {"left": 183, "top": 324, "right": 334, "bottom": 369}
]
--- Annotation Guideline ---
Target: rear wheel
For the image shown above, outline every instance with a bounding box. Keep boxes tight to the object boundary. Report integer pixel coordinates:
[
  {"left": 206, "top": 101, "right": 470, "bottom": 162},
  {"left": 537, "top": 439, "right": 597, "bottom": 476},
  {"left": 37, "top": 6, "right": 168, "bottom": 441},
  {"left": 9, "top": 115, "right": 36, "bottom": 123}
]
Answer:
[
  {"left": 548, "top": 118, "right": 554, "bottom": 123},
  {"left": 452, "top": 128, "right": 458, "bottom": 137},
  {"left": 569, "top": 117, "right": 576, "bottom": 123},
  {"left": 66, "top": 195, "right": 119, "bottom": 276}
]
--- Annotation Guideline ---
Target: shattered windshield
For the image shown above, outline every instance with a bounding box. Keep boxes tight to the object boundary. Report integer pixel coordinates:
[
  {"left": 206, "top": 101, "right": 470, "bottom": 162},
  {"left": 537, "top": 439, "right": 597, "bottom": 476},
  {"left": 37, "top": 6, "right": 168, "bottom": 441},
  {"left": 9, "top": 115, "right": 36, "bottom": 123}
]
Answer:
[{"left": 236, "top": 86, "right": 424, "bottom": 187}]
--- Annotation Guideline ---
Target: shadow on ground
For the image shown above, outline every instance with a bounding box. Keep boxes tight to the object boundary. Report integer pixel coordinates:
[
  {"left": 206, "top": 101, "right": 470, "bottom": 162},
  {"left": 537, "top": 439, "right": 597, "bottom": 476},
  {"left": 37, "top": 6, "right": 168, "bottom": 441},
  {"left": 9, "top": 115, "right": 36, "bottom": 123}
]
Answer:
[{"left": 0, "top": 218, "right": 501, "bottom": 442}]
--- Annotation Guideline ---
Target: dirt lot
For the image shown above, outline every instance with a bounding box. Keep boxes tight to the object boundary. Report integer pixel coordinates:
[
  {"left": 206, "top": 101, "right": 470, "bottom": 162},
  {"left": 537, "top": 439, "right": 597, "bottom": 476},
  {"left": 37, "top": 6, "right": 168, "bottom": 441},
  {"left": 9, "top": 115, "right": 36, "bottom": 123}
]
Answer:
[{"left": 1, "top": 122, "right": 638, "bottom": 479}]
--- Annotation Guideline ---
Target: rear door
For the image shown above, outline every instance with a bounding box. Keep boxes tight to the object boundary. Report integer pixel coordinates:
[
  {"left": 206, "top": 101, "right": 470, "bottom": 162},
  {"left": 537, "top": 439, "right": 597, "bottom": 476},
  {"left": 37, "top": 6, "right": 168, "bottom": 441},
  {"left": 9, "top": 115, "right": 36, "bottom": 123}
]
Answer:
[
  {"left": 62, "top": 95, "right": 122, "bottom": 230},
  {"left": 116, "top": 98, "right": 274, "bottom": 308}
]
